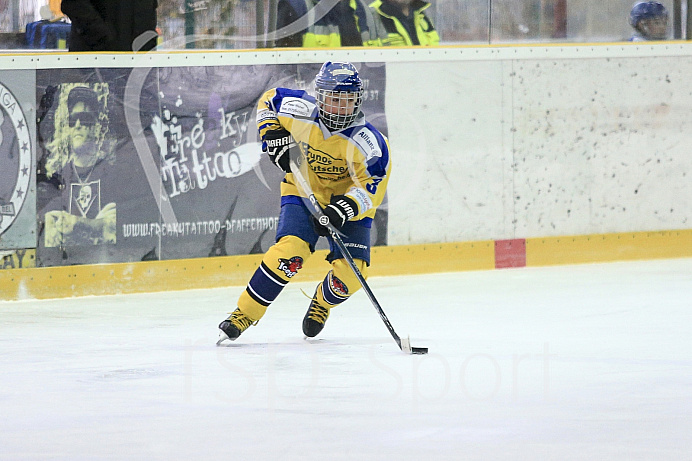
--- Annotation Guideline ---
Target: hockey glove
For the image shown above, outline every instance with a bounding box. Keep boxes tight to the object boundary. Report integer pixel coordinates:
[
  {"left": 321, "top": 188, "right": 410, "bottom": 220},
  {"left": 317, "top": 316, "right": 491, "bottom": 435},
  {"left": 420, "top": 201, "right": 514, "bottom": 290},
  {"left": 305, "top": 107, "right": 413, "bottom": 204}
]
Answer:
[
  {"left": 263, "top": 129, "right": 296, "bottom": 173},
  {"left": 312, "top": 195, "right": 358, "bottom": 236}
]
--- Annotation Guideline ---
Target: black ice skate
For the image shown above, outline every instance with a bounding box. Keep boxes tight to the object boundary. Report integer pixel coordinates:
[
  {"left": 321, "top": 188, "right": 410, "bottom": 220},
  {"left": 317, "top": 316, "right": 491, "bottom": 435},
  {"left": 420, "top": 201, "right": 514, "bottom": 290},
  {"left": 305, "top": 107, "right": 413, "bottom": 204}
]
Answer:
[
  {"left": 302, "top": 294, "right": 330, "bottom": 338},
  {"left": 217, "top": 308, "right": 255, "bottom": 344}
]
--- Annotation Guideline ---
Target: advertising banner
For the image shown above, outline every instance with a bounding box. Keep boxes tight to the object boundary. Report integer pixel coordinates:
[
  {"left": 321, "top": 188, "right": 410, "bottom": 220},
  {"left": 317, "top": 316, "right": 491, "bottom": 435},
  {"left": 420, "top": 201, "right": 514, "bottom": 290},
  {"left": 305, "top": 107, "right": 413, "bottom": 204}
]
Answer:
[
  {"left": 35, "top": 67, "right": 161, "bottom": 266},
  {"left": 0, "top": 70, "right": 37, "bottom": 251},
  {"left": 35, "top": 62, "right": 388, "bottom": 266},
  {"left": 1, "top": 249, "right": 36, "bottom": 269}
]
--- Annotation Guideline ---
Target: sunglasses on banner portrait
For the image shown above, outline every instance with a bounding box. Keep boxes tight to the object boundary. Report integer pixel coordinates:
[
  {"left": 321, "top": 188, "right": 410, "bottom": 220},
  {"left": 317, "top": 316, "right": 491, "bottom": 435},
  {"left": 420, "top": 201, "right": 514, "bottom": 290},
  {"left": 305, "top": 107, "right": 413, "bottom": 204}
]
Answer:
[{"left": 69, "top": 111, "right": 97, "bottom": 128}]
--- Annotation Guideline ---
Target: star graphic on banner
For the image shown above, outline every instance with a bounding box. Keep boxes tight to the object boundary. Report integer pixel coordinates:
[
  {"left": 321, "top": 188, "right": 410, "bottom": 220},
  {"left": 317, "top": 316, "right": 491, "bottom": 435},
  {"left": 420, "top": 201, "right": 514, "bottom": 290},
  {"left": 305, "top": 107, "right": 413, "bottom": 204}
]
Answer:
[
  {"left": 16, "top": 188, "right": 24, "bottom": 199},
  {"left": 21, "top": 142, "right": 28, "bottom": 152},
  {"left": 22, "top": 166, "right": 29, "bottom": 176},
  {"left": 17, "top": 119, "right": 25, "bottom": 131}
]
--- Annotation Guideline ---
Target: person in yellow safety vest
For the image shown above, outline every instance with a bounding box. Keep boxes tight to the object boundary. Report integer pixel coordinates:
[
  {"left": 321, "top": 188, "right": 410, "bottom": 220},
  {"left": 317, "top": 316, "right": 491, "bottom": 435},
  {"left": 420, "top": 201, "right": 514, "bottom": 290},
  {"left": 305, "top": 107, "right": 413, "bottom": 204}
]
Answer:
[
  {"left": 367, "top": 0, "right": 439, "bottom": 46},
  {"left": 275, "top": 0, "right": 387, "bottom": 47}
]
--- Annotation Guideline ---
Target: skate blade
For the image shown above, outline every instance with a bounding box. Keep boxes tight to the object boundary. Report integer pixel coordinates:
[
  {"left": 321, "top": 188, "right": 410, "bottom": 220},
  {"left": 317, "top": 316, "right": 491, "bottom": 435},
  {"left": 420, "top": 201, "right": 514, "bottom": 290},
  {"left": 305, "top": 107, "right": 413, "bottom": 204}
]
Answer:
[{"left": 216, "top": 331, "right": 231, "bottom": 346}]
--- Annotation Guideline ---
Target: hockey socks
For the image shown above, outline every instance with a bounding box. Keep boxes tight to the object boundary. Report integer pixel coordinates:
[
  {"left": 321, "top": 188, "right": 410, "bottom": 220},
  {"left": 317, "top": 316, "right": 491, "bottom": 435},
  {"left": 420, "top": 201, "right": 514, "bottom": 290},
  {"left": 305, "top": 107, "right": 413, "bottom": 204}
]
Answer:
[{"left": 237, "top": 235, "right": 312, "bottom": 321}]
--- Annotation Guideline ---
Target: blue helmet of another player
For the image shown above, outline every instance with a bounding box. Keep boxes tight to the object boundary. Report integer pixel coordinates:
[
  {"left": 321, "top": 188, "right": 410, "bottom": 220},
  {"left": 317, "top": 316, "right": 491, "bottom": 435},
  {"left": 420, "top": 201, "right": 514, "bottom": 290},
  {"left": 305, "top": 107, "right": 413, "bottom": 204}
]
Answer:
[
  {"left": 314, "top": 61, "right": 364, "bottom": 131},
  {"left": 629, "top": 1, "right": 668, "bottom": 40}
]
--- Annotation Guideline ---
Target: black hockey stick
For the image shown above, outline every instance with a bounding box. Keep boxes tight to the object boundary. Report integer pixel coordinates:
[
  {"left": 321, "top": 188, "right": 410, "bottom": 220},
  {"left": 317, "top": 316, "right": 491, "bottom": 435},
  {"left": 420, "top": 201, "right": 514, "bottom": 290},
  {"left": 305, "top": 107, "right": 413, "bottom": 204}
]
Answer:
[{"left": 289, "top": 155, "right": 428, "bottom": 355}]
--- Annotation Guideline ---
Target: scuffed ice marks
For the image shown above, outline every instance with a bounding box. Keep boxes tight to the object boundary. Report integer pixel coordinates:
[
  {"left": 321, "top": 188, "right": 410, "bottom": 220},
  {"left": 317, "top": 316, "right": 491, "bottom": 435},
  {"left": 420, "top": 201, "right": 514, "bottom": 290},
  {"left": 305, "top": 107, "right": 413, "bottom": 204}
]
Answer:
[{"left": 96, "top": 368, "right": 164, "bottom": 380}]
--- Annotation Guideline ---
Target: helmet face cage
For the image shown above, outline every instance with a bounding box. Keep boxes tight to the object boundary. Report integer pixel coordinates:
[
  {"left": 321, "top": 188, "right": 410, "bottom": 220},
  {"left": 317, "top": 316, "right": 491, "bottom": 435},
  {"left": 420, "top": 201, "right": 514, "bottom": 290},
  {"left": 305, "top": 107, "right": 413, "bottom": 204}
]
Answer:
[
  {"left": 630, "top": 1, "right": 668, "bottom": 39},
  {"left": 315, "top": 88, "right": 364, "bottom": 131},
  {"left": 314, "top": 61, "right": 364, "bottom": 131}
]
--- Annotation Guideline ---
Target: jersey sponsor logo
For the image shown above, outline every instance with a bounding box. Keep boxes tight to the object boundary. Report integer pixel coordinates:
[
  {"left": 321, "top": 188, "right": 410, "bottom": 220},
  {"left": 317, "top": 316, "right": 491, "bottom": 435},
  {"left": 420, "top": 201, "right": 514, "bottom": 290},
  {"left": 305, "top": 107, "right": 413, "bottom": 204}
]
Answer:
[
  {"left": 348, "top": 187, "right": 373, "bottom": 212},
  {"left": 353, "top": 128, "right": 382, "bottom": 161},
  {"left": 278, "top": 256, "right": 303, "bottom": 278},
  {"left": 256, "top": 108, "right": 278, "bottom": 124},
  {"left": 307, "top": 148, "right": 348, "bottom": 178},
  {"left": 280, "top": 97, "right": 314, "bottom": 118},
  {"left": 358, "top": 131, "right": 376, "bottom": 150},
  {"left": 0, "top": 82, "right": 31, "bottom": 237}
]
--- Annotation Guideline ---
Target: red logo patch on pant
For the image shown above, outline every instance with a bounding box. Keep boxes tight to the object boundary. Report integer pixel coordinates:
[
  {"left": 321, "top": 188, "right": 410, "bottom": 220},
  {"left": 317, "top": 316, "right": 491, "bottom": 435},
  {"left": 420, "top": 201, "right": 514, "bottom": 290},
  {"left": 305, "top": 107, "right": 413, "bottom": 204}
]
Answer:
[
  {"left": 278, "top": 256, "right": 303, "bottom": 278},
  {"left": 329, "top": 273, "right": 349, "bottom": 296}
]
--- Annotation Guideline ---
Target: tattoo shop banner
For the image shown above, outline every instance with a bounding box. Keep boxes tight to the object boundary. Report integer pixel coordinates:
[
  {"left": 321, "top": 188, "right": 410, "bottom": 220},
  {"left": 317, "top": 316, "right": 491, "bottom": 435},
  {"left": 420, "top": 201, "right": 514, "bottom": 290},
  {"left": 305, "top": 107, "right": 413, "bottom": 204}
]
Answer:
[
  {"left": 34, "top": 62, "right": 388, "bottom": 267},
  {"left": 0, "top": 70, "right": 36, "bottom": 253}
]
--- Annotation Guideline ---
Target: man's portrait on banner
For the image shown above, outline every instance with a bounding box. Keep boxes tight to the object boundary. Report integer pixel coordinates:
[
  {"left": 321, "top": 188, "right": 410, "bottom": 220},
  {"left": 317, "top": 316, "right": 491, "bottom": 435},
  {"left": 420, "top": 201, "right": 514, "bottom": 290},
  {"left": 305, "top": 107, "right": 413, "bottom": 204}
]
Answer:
[{"left": 42, "top": 83, "right": 117, "bottom": 247}]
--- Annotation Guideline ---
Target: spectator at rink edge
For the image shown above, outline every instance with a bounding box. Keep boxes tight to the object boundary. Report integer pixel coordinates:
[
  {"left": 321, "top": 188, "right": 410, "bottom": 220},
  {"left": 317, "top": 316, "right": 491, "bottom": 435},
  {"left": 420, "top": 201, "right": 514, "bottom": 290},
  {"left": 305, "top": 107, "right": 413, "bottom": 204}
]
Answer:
[
  {"left": 368, "top": 0, "right": 440, "bottom": 46},
  {"left": 275, "top": 0, "right": 387, "bottom": 47},
  {"left": 629, "top": 1, "right": 669, "bottom": 41},
  {"left": 61, "top": 0, "right": 158, "bottom": 51}
]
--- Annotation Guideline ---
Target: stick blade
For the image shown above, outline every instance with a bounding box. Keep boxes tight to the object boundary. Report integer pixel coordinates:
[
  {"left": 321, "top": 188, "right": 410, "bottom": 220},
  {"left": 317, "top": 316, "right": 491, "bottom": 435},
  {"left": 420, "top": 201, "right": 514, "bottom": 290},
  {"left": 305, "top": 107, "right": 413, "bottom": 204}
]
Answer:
[{"left": 400, "top": 336, "right": 428, "bottom": 355}]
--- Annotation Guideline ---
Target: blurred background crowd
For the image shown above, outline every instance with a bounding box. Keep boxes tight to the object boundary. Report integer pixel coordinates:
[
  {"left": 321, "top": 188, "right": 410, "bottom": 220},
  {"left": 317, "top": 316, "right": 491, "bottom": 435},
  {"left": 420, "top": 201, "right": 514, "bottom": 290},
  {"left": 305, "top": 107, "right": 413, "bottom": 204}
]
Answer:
[{"left": 0, "top": 0, "right": 689, "bottom": 51}]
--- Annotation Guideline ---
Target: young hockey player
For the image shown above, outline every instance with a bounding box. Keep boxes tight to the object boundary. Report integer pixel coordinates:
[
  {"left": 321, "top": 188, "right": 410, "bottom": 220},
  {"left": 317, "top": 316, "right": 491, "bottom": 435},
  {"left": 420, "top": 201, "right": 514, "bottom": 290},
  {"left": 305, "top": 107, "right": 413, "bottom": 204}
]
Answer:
[
  {"left": 218, "top": 61, "right": 391, "bottom": 342},
  {"left": 629, "top": 1, "right": 669, "bottom": 41}
]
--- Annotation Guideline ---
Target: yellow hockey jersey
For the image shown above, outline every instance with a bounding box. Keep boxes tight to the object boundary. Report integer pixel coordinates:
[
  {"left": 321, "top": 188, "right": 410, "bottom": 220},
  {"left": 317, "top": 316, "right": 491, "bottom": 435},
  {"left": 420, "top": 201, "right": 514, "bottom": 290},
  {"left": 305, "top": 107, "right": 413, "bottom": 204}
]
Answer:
[{"left": 257, "top": 87, "right": 391, "bottom": 222}]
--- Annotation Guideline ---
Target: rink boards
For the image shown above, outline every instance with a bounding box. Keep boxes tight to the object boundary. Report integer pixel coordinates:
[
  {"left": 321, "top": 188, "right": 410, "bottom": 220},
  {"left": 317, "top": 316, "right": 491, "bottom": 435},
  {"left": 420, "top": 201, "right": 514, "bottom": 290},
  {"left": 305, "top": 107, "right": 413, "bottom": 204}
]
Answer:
[
  {"left": 1, "top": 43, "right": 692, "bottom": 300},
  {"left": 2, "top": 228, "right": 690, "bottom": 300}
]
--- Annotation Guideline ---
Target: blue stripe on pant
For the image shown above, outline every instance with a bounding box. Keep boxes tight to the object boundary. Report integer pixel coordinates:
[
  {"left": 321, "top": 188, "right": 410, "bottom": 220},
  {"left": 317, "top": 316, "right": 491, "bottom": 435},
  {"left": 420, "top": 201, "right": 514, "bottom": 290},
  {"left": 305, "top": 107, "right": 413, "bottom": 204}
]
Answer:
[{"left": 246, "top": 261, "right": 288, "bottom": 307}]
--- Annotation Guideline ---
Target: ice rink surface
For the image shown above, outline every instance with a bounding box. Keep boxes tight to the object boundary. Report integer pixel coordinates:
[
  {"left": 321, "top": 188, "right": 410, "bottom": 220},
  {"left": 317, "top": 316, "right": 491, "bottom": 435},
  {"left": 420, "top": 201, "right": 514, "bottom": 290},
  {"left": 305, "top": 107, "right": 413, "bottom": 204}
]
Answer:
[{"left": 1, "top": 258, "right": 691, "bottom": 460}]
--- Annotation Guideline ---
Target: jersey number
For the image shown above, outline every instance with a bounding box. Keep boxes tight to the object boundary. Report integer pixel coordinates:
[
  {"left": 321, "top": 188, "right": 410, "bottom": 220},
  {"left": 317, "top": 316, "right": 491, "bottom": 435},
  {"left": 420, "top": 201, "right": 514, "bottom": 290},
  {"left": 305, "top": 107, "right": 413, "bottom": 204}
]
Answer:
[{"left": 366, "top": 178, "right": 382, "bottom": 194}]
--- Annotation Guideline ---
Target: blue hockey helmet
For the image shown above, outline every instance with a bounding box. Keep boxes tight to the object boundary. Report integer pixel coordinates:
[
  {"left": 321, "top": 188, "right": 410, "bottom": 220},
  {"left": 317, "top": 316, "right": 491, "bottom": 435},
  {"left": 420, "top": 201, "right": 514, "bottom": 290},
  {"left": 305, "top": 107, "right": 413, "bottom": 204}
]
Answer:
[
  {"left": 314, "top": 61, "right": 364, "bottom": 131},
  {"left": 629, "top": 1, "right": 668, "bottom": 40}
]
